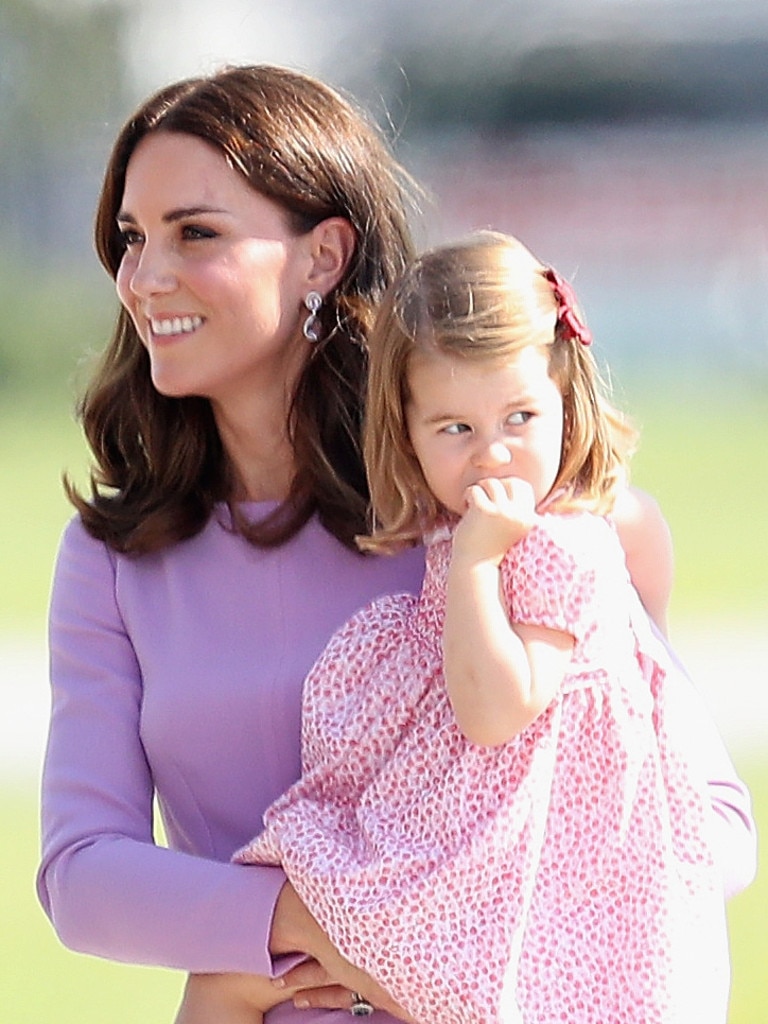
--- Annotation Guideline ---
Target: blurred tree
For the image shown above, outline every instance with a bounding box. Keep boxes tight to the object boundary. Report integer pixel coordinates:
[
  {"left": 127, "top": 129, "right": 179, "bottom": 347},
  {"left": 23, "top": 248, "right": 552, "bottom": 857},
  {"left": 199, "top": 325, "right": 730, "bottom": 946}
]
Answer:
[
  {"left": 376, "top": 37, "right": 768, "bottom": 132},
  {"left": 0, "top": 0, "right": 130, "bottom": 263},
  {"left": 0, "top": 0, "right": 128, "bottom": 392}
]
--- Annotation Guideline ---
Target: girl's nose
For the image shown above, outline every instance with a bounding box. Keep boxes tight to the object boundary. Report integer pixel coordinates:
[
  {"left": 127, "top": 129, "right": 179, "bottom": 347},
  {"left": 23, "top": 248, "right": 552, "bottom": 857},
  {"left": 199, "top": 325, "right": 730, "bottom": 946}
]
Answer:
[{"left": 473, "top": 438, "right": 513, "bottom": 468}]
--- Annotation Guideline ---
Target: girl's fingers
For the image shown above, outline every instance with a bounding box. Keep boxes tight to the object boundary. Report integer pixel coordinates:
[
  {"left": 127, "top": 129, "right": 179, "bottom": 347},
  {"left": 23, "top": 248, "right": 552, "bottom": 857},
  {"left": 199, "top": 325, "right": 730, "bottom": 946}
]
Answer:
[
  {"left": 465, "top": 482, "right": 493, "bottom": 511},
  {"left": 467, "top": 476, "right": 520, "bottom": 512}
]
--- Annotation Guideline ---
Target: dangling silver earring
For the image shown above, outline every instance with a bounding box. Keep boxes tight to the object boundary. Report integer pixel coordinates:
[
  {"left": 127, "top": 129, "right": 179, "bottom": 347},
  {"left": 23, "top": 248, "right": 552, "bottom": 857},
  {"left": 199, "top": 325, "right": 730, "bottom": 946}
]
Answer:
[{"left": 302, "top": 291, "right": 323, "bottom": 342}]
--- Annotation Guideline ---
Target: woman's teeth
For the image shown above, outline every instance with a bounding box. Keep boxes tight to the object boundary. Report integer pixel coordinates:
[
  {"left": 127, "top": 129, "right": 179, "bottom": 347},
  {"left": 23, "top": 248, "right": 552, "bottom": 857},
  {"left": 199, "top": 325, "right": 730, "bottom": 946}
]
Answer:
[{"left": 151, "top": 315, "right": 203, "bottom": 336}]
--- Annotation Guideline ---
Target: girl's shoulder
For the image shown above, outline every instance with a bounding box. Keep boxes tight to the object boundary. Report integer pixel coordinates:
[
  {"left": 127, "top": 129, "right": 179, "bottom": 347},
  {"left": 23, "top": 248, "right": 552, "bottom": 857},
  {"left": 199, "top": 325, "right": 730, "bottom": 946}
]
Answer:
[
  {"left": 528, "top": 509, "right": 618, "bottom": 559},
  {"left": 501, "top": 512, "right": 616, "bottom": 637},
  {"left": 505, "top": 511, "right": 627, "bottom": 603}
]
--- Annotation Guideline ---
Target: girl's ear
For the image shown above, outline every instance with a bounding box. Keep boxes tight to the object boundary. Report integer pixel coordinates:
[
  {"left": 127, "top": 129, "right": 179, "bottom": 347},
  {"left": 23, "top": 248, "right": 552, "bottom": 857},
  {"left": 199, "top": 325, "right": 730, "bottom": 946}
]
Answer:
[{"left": 307, "top": 217, "right": 356, "bottom": 293}]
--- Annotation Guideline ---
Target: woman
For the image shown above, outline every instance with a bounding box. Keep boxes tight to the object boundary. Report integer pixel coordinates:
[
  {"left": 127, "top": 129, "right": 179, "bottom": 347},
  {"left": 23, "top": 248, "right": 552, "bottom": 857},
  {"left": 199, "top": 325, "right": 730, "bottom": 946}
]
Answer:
[{"left": 37, "top": 64, "right": 755, "bottom": 1021}]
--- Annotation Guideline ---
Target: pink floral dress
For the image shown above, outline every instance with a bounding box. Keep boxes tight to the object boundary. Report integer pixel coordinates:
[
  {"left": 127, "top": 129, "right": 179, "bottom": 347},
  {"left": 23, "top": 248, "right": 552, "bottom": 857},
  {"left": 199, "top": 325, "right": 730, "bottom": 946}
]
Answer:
[{"left": 236, "top": 513, "right": 730, "bottom": 1024}]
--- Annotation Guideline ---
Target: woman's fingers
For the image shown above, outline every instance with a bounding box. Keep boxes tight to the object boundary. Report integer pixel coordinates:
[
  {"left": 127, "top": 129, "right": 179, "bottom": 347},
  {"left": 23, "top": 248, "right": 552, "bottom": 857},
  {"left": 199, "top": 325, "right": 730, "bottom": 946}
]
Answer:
[
  {"left": 274, "top": 958, "right": 333, "bottom": 991},
  {"left": 291, "top": 985, "right": 359, "bottom": 1010},
  {"left": 272, "top": 962, "right": 369, "bottom": 1012}
]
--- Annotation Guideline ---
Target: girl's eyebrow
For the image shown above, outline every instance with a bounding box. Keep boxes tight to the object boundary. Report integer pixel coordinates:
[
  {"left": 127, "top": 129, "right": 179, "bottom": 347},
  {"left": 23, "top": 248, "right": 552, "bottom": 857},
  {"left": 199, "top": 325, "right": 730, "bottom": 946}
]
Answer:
[
  {"left": 420, "top": 396, "right": 534, "bottom": 425},
  {"left": 426, "top": 412, "right": 473, "bottom": 425},
  {"left": 116, "top": 205, "right": 229, "bottom": 223}
]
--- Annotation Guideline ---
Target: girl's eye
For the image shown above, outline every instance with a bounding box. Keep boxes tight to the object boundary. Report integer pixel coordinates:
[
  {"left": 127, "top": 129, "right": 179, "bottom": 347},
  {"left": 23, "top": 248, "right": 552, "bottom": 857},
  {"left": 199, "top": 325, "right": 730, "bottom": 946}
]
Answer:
[
  {"left": 507, "top": 411, "right": 532, "bottom": 426},
  {"left": 442, "top": 423, "right": 471, "bottom": 435}
]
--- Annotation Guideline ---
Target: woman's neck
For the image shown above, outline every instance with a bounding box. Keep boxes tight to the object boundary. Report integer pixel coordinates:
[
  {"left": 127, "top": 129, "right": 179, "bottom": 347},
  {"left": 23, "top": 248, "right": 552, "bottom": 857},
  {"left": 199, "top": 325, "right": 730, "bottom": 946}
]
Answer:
[{"left": 212, "top": 393, "right": 296, "bottom": 503}]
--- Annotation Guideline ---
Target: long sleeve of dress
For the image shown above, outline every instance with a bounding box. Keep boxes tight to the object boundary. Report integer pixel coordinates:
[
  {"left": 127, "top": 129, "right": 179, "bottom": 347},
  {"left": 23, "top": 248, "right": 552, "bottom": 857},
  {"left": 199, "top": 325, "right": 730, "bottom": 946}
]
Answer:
[
  {"left": 658, "top": 633, "right": 757, "bottom": 900},
  {"left": 37, "top": 512, "right": 427, "bottom": 974},
  {"left": 37, "top": 519, "right": 287, "bottom": 973}
]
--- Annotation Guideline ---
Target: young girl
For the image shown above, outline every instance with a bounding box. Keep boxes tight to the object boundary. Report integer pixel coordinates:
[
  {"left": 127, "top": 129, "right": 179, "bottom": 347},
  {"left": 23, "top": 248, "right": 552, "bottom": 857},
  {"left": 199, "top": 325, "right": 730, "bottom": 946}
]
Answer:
[{"left": 188, "top": 232, "right": 731, "bottom": 1023}]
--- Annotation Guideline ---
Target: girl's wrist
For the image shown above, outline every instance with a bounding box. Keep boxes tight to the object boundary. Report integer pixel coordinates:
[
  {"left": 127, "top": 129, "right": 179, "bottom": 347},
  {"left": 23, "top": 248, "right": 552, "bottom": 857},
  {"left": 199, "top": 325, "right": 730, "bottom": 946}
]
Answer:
[{"left": 449, "top": 549, "right": 504, "bottom": 577}]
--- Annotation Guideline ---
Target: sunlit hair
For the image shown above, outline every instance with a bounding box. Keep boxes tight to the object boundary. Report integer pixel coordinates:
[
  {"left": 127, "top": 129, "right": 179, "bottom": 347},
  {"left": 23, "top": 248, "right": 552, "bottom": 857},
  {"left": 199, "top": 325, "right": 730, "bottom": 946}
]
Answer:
[
  {"left": 68, "top": 64, "right": 421, "bottom": 553},
  {"left": 361, "top": 231, "right": 637, "bottom": 553}
]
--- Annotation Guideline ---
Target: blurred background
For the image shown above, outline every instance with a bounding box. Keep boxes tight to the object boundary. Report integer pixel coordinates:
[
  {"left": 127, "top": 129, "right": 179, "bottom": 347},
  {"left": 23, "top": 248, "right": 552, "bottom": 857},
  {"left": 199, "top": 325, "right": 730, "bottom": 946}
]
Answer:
[{"left": 1, "top": 0, "right": 766, "bottom": 1019}]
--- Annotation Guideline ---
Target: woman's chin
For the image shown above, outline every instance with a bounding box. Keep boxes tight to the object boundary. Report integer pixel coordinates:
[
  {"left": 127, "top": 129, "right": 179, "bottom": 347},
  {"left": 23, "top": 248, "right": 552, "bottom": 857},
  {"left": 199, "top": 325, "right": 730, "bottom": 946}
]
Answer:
[{"left": 149, "top": 374, "right": 198, "bottom": 400}]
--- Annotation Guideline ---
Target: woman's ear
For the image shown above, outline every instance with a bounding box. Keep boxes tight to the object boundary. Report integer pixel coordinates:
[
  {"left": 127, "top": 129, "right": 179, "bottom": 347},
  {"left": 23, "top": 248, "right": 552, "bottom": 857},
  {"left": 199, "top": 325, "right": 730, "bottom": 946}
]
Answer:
[{"left": 307, "top": 217, "right": 356, "bottom": 293}]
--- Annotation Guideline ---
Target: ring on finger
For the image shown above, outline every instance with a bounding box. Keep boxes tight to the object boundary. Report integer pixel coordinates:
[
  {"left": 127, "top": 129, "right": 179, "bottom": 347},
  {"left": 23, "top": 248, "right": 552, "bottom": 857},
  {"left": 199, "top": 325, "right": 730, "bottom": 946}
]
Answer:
[{"left": 350, "top": 992, "right": 375, "bottom": 1017}]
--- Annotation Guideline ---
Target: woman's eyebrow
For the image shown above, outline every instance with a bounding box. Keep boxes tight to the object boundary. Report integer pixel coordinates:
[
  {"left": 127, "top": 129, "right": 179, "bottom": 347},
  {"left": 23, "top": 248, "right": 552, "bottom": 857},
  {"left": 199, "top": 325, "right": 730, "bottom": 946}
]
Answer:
[{"left": 116, "top": 205, "right": 229, "bottom": 223}]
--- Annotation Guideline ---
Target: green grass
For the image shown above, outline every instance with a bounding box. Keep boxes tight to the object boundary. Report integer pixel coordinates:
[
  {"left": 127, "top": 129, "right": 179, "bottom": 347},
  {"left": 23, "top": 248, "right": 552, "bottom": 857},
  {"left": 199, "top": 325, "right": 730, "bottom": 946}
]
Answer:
[
  {"left": 2, "top": 378, "right": 766, "bottom": 630},
  {"left": 727, "top": 756, "right": 768, "bottom": 1024},
  {"left": 5, "top": 761, "right": 765, "bottom": 1023},
  {"left": 2, "top": 378, "right": 766, "bottom": 1020},
  {"left": 0, "top": 393, "right": 89, "bottom": 629},
  {"left": 626, "top": 380, "right": 768, "bottom": 620},
  {"left": 1, "top": 785, "right": 183, "bottom": 1022}
]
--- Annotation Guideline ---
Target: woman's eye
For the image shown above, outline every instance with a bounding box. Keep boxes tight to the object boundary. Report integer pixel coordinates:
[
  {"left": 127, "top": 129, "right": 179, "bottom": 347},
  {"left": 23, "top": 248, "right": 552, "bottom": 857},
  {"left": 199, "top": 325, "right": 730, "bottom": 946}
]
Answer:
[
  {"left": 182, "top": 224, "right": 218, "bottom": 240},
  {"left": 442, "top": 423, "right": 471, "bottom": 435},
  {"left": 118, "top": 227, "right": 143, "bottom": 248}
]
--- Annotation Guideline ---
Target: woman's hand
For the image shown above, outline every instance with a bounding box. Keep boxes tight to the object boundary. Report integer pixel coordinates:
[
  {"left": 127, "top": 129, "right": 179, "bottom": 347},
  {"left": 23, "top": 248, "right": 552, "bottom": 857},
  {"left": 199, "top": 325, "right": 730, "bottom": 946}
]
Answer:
[
  {"left": 270, "top": 882, "right": 415, "bottom": 1020},
  {"left": 175, "top": 971, "right": 284, "bottom": 1023}
]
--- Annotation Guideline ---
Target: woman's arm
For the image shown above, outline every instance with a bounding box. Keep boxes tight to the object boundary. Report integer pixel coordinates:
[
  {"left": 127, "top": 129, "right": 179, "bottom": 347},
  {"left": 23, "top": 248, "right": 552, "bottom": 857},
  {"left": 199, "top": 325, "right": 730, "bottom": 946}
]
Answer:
[
  {"left": 37, "top": 518, "right": 292, "bottom": 974},
  {"left": 38, "top": 518, "right": 420, "bottom": 1018},
  {"left": 655, "top": 630, "right": 758, "bottom": 899}
]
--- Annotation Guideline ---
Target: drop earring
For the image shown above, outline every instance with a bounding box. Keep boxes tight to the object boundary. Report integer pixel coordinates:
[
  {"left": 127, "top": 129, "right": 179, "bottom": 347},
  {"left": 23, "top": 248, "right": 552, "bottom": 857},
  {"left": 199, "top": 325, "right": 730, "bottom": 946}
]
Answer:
[{"left": 302, "top": 291, "right": 323, "bottom": 342}]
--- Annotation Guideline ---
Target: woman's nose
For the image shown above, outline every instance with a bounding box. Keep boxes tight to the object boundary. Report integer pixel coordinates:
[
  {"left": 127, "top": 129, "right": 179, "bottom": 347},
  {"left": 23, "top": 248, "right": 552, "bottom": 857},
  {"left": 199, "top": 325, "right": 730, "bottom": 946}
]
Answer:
[
  {"left": 127, "top": 244, "right": 177, "bottom": 298},
  {"left": 473, "top": 438, "right": 512, "bottom": 468}
]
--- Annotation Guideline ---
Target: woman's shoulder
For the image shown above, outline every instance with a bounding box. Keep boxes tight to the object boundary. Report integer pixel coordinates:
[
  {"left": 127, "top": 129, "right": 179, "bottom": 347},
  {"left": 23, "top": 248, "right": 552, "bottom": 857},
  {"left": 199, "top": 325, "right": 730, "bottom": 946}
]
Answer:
[
  {"left": 297, "top": 516, "right": 426, "bottom": 596},
  {"left": 57, "top": 512, "right": 118, "bottom": 568}
]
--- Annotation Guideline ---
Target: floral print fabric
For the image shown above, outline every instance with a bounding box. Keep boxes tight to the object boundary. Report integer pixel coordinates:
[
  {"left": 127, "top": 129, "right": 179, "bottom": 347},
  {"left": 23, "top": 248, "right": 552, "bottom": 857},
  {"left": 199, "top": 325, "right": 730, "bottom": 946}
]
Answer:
[{"left": 237, "top": 513, "right": 729, "bottom": 1024}]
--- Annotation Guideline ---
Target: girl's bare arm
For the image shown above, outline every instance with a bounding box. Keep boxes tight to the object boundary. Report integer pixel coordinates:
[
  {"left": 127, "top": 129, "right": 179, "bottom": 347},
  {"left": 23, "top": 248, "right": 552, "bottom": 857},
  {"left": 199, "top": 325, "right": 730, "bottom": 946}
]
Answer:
[
  {"left": 443, "top": 478, "right": 573, "bottom": 746},
  {"left": 612, "top": 485, "right": 674, "bottom": 635}
]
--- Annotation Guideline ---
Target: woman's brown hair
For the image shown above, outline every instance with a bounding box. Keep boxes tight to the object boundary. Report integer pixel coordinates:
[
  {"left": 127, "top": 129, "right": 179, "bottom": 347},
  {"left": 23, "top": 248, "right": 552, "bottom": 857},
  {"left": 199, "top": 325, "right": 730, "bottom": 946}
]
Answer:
[
  {"left": 361, "top": 231, "right": 637, "bottom": 552},
  {"left": 70, "top": 64, "right": 420, "bottom": 553}
]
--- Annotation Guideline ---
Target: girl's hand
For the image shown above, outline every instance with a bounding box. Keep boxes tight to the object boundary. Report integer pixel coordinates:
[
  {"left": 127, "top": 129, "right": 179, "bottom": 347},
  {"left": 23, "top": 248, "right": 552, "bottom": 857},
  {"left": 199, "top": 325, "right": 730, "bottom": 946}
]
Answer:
[
  {"left": 270, "top": 882, "right": 414, "bottom": 1020},
  {"left": 454, "top": 476, "right": 536, "bottom": 566}
]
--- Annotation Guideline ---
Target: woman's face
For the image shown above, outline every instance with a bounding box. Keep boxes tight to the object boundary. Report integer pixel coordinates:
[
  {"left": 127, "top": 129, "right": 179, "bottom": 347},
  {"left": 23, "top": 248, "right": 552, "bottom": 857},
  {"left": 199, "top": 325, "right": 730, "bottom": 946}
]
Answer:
[{"left": 115, "top": 131, "right": 315, "bottom": 408}]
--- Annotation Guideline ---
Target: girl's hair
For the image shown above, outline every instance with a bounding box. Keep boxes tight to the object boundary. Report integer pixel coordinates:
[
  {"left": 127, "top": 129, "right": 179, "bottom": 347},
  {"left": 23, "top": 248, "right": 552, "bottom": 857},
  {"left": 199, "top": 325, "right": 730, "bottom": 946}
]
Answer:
[
  {"left": 69, "top": 63, "right": 420, "bottom": 554},
  {"left": 361, "top": 230, "right": 637, "bottom": 552}
]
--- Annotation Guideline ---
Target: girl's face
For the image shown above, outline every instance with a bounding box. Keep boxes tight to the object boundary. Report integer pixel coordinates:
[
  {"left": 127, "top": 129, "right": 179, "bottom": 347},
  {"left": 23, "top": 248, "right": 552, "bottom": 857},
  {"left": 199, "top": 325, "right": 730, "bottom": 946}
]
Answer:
[
  {"left": 405, "top": 344, "right": 564, "bottom": 516},
  {"left": 115, "top": 131, "right": 316, "bottom": 409}
]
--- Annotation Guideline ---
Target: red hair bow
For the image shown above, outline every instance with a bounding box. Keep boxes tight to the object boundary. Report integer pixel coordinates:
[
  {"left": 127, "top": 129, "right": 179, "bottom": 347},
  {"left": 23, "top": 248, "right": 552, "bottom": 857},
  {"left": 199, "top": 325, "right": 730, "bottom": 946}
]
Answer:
[{"left": 543, "top": 267, "right": 592, "bottom": 347}]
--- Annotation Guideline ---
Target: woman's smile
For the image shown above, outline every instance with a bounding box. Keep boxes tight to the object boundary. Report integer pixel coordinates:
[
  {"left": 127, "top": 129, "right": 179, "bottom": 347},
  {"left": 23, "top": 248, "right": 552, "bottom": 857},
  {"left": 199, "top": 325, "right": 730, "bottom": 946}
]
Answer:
[{"left": 148, "top": 314, "right": 205, "bottom": 339}]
